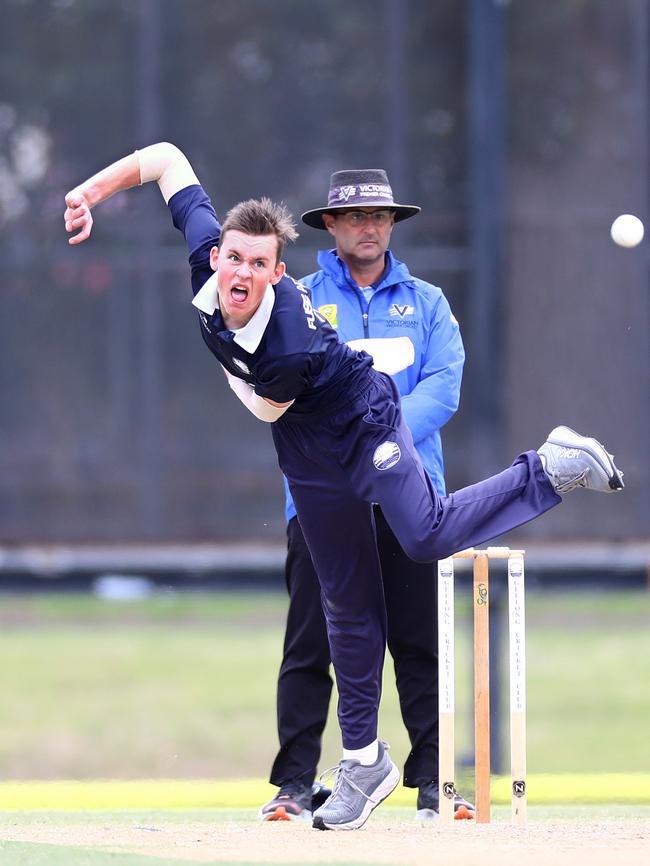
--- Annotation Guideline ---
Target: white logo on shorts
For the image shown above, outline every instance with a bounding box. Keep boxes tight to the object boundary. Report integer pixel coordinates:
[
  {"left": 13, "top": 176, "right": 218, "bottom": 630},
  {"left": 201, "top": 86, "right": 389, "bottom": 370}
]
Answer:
[{"left": 373, "top": 441, "right": 401, "bottom": 471}]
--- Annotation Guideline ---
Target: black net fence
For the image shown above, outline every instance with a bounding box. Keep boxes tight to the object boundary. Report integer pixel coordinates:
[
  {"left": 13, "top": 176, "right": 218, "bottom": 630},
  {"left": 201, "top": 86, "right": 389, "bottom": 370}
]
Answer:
[{"left": 0, "top": 0, "right": 647, "bottom": 543}]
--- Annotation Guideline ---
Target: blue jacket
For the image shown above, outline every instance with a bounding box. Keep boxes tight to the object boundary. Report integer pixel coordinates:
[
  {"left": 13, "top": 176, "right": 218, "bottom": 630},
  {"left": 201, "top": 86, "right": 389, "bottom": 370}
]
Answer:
[{"left": 284, "top": 248, "right": 465, "bottom": 522}]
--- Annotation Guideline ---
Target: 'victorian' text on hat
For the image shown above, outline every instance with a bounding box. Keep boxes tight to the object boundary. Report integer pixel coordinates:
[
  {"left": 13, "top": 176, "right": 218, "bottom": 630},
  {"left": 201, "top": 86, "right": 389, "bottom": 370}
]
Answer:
[{"left": 301, "top": 169, "right": 421, "bottom": 230}]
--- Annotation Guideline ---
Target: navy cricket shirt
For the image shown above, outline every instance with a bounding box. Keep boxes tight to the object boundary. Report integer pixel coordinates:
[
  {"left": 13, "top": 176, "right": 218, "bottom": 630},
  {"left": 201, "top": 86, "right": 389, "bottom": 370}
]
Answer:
[{"left": 169, "top": 185, "right": 372, "bottom": 414}]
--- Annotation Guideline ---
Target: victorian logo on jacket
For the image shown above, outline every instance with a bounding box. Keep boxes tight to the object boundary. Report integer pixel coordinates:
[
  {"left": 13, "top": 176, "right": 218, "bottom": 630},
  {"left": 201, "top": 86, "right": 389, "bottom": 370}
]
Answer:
[
  {"left": 318, "top": 303, "right": 338, "bottom": 328},
  {"left": 389, "top": 303, "right": 415, "bottom": 318},
  {"left": 373, "top": 441, "right": 401, "bottom": 471}
]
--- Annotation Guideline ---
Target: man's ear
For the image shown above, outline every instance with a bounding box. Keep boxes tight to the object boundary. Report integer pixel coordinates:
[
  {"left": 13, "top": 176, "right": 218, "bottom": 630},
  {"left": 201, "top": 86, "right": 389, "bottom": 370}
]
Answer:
[
  {"left": 271, "top": 261, "right": 286, "bottom": 285},
  {"left": 209, "top": 245, "right": 219, "bottom": 271},
  {"left": 322, "top": 214, "right": 337, "bottom": 238}
]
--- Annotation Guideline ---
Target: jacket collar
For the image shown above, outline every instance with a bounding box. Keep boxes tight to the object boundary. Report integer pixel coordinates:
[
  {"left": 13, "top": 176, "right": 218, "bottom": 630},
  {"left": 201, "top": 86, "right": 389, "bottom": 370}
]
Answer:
[
  {"left": 317, "top": 249, "right": 412, "bottom": 291},
  {"left": 191, "top": 271, "right": 275, "bottom": 353}
]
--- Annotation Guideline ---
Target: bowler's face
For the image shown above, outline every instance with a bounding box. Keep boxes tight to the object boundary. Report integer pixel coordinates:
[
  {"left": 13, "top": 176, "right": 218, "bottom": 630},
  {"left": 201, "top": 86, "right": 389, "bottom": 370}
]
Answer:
[{"left": 210, "top": 231, "right": 285, "bottom": 330}]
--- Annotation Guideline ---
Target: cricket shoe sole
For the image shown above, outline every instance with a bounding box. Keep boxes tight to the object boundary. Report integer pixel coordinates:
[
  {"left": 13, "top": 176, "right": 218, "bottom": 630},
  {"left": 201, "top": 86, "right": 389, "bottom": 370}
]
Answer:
[{"left": 260, "top": 804, "right": 311, "bottom": 822}]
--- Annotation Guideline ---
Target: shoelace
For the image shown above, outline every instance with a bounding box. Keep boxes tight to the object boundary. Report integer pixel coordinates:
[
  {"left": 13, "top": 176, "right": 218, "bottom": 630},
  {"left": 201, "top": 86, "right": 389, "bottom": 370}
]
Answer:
[{"left": 318, "top": 763, "right": 374, "bottom": 803}]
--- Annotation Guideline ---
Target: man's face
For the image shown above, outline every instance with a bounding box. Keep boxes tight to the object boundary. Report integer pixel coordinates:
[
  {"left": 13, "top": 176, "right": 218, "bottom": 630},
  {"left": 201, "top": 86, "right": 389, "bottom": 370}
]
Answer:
[
  {"left": 322, "top": 208, "right": 396, "bottom": 269},
  {"left": 210, "top": 230, "right": 285, "bottom": 330}
]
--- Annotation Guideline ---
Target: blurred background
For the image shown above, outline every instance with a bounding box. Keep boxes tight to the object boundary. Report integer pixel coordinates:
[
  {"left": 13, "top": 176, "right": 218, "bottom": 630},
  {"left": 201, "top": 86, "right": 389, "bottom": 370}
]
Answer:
[{"left": 0, "top": 0, "right": 648, "bottom": 786}]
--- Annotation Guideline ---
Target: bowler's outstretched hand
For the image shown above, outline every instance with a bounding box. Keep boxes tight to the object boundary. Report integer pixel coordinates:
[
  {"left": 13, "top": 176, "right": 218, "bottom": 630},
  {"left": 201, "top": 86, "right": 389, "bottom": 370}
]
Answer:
[{"left": 64, "top": 192, "right": 93, "bottom": 244}]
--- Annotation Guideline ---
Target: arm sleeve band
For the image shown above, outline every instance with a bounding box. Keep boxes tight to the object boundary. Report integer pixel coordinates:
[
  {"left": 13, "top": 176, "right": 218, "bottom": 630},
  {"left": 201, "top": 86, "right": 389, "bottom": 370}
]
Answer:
[
  {"left": 346, "top": 336, "right": 415, "bottom": 375},
  {"left": 136, "top": 143, "right": 200, "bottom": 203},
  {"left": 222, "top": 367, "right": 294, "bottom": 422}
]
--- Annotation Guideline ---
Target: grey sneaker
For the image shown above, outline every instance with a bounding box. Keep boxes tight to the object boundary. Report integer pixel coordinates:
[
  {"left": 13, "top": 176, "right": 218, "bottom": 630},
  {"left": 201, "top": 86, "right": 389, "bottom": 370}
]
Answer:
[
  {"left": 312, "top": 741, "right": 400, "bottom": 831},
  {"left": 538, "top": 426, "right": 624, "bottom": 494},
  {"left": 414, "top": 781, "right": 475, "bottom": 821}
]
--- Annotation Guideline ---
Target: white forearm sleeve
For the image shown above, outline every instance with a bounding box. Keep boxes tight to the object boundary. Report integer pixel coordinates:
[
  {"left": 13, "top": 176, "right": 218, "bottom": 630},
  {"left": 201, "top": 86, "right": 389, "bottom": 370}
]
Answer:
[
  {"left": 347, "top": 337, "right": 415, "bottom": 375},
  {"left": 223, "top": 368, "right": 293, "bottom": 422},
  {"left": 136, "top": 143, "right": 200, "bottom": 203}
]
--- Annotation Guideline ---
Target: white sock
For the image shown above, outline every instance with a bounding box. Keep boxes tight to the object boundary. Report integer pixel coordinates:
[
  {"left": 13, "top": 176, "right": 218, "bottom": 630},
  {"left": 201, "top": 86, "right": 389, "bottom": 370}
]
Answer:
[{"left": 343, "top": 739, "right": 379, "bottom": 765}]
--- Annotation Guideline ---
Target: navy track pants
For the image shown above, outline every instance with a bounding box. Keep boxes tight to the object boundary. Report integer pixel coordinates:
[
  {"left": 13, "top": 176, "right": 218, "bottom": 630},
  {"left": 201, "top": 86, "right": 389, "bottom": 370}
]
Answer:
[
  {"left": 272, "top": 370, "right": 560, "bottom": 749},
  {"left": 269, "top": 511, "right": 439, "bottom": 789}
]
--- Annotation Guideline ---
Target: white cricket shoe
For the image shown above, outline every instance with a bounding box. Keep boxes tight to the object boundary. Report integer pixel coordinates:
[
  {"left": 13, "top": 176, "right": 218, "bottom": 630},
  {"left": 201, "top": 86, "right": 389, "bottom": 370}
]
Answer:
[{"left": 538, "top": 426, "right": 624, "bottom": 494}]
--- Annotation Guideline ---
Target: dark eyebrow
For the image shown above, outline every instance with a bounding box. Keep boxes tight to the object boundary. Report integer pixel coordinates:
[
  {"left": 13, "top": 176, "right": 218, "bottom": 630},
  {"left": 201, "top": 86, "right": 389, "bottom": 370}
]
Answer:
[{"left": 225, "top": 244, "right": 271, "bottom": 264}]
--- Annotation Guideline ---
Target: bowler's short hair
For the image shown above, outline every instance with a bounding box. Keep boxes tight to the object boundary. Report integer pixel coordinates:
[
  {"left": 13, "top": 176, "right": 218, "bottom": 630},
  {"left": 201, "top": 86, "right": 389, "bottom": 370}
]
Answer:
[{"left": 221, "top": 198, "right": 298, "bottom": 263}]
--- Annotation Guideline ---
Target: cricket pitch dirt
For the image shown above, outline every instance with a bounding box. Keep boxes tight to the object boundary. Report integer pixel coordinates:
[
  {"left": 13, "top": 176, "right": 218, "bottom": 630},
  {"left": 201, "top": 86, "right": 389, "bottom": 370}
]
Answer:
[{"left": 2, "top": 815, "right": 649, "bottom": 865}]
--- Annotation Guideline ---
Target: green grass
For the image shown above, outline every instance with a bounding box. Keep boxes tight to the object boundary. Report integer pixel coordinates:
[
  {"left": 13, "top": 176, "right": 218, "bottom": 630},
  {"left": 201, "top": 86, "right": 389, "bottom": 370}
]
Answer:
[
  {"left": 0, "top": 775, "right": 649, "bottom": 810},
  {"left": 0, "top": 840, "right": 210, "bottom": 866},
  {"left": 2, "top": 804, "right": 648, "bottom": 823},
  {"left": 0, "top": 591, "right": 289, "bottom": 623},
  {"left": 0, "top": 589, "right": 648, "bottom": 783}
]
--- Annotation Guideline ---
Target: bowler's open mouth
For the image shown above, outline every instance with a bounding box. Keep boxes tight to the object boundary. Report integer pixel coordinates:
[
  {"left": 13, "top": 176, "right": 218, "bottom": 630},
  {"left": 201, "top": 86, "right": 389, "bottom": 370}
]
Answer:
[{"left": 231, "top": 286, "right": 248, "bottom": 302}]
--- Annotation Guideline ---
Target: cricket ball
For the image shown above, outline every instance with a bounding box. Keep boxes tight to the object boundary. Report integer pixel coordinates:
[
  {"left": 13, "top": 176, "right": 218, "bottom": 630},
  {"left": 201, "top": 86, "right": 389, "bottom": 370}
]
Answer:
[{"left": 610, "top": 214, "right": 644, "bottom": 248}]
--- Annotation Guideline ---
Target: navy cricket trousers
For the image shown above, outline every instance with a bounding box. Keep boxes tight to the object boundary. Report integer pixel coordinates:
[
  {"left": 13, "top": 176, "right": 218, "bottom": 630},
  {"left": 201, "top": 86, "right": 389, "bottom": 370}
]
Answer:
[
  {"left": 269, "top": 511, "right": 439, "bottom": 789},
  {"left": 272, "top": 370, "right": 560, "bottom": 750}
]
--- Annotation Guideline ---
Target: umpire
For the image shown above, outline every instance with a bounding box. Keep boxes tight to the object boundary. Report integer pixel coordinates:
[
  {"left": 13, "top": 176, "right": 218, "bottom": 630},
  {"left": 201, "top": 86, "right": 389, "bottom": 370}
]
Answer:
[{"left": 260, "top": 169, "right": 472, "bottom": 821}]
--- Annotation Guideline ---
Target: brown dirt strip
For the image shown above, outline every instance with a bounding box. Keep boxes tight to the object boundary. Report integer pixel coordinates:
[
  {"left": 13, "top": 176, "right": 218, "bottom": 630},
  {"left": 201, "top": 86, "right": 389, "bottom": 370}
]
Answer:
[{"left": 1, "top": 817, "right": 649, "bottom": 866}]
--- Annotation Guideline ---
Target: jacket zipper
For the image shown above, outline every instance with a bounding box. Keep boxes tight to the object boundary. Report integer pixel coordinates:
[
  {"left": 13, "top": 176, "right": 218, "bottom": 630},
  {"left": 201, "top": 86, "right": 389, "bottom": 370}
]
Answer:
[{"left": 354, "top": 289, "right": 370, "bottom": 338}]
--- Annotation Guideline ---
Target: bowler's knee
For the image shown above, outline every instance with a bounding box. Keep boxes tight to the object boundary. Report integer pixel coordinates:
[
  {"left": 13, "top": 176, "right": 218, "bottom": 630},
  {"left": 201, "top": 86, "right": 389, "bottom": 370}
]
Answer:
[{"left": 399, "top": 535, "right": 439, "bottom": 564}]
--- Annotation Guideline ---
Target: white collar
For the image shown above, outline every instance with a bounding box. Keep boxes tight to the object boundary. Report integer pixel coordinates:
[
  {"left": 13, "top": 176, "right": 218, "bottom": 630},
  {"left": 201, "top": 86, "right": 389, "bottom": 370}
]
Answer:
[
  {"left": 192, "top": 271, "right": 220, "bottom": 315},
  {"left": 191, "top": 272, "right": 275, "bottom": 353}
]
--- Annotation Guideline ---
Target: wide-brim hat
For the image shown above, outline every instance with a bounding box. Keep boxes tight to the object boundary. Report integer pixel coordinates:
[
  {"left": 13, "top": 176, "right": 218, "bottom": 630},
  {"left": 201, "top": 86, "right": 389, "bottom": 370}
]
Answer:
[{"left": 302, "top": 169, "right": 421, "bottom": 230}]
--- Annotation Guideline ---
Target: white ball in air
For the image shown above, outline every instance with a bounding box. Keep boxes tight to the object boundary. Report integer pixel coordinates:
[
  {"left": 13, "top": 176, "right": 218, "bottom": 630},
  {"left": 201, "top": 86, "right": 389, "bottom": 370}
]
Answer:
[{"left": 610, "top": 214, "right": 644, "bottom": 248}]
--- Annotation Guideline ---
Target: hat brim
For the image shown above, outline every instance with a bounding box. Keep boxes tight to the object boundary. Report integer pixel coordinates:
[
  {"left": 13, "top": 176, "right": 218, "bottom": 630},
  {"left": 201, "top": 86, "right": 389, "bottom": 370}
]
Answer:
[{"left": 301, "top": 203, "right": 421, "bottom": 230}]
